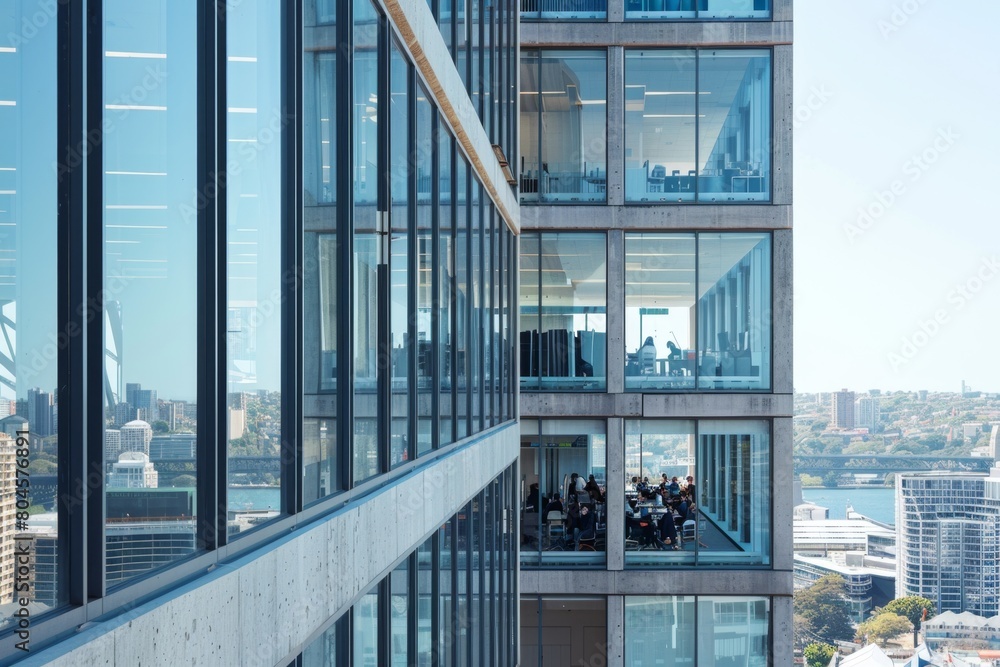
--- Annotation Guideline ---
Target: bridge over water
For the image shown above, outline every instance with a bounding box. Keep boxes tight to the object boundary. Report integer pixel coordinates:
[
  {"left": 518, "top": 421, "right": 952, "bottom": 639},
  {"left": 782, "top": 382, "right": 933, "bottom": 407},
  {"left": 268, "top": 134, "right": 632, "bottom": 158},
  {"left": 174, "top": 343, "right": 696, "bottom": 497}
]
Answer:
[{"left": 794, "top": 454, "right": 993, "bottom": 476}]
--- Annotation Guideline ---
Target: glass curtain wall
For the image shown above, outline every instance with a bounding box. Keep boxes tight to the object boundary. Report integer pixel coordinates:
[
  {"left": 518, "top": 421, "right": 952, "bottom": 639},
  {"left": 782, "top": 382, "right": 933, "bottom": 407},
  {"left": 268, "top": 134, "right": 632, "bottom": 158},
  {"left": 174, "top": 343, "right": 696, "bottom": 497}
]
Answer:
[
  {"left": 226, "top": 0, "right": 284, "bottom": 533},
  {"left": 0, "top": 0, "right": 62, "bottom": 620},
  {"left": 624, "top": 232, "right": 771, "bottom": 392},
  {"left": 624, "top": 596, "right": 770, "bottom": 666},
  {"left": 520, "top": 419, "right": 607, "bottom": 566},
  {"left": 389, "top": 39, "right": 410, "bottom": 469},
  {"left": 302, "top": 0, "right": 339, "bottom": 504},
  {"left": 624, "top": 419, "right": 771, "bottom": 567},
  {"left": 520, "top": 0, "right": 606, "bottom": 21},
  {"left": 520, "top": 50, "right": 607, "bottom": 204},
  {"left": 625, "top": 50, "right": 771, "bottom": 203},
  {"left": 625, "top": 0, "right": 770, "bottom": 21},
  {"left": 520, "top": 233, "right": 607, "bottom": 391},
  {"left": 103, "top": 0, "right": 198, "bottom": 584}
]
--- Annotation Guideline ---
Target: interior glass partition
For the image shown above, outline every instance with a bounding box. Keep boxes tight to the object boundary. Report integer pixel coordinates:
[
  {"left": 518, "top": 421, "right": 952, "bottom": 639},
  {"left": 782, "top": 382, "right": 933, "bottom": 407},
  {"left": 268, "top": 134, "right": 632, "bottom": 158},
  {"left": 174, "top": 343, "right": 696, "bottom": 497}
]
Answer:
[
  {"left": 520, "top": 419, "right": 607, "bottom": 567},
  {"left": 625, "top": 0, "right": 770, "bottom": 21},
  {"left": 520, "top": 232, "right": 607, "bottom": 391},
  {"left": 696, "top": 233, "right": 771, "bottom": 390},
  {"left": 624, "top": 233, "right": 696, "bottom": 390},
  {"left": 624, "top": 419, "right": 771, "bottom": 567},
  {"left": 519, "top": 50, "right": 607, "bottom": 204},
  {"left": 625, "top": 49, "right": 771, "bottom": 203}
]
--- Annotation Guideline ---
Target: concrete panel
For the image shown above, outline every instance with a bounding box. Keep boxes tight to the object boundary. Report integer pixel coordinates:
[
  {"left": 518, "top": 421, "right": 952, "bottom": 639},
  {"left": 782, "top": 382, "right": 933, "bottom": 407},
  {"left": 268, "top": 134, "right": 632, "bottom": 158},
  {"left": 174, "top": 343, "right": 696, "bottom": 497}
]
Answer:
[
  {"left": 520, "top": 392, "right": 642, "bottom": 418},
  {"left": 772, "top": 229, "right": 793, "bottom": 395},
  {"left": 639, "top": 392, "right": 793, "bottom": 418},
  {"left": 519, "top": 204, "right": 792, "bottom": 231},
  {"left": 773, "top": 0, "right": 793, "bottom": 23},
  {"left": 380, "top": 0, "right": 520, "bottom": 233},
  {"left": 606, "top": 419, "right": 625, "bottom": 572},
  {"left": 521, "top": 20, "right": 793, "bottom": 48},
  {"left": 522, "top": 569, "right": 793, "bottom": 597},
  {"left": 607, "top": 231, "right": 626, "bottom": 394},
  {"left": 771, "top": 417, "right": 794, "bottom": 572},
  {"left": 29, "top": 425, "right": 519, "bottom": 666},
  {"left": 771, "top": 45, "right": 793, "bottom": 206}
]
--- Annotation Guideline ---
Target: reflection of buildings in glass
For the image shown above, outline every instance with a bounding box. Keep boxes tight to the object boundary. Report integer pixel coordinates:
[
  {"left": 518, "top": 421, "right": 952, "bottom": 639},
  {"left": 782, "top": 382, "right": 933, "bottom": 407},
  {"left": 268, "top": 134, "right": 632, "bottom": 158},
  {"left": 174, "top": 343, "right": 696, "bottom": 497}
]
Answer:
[
  {"left": 107, "top": 452, "right": 159, "bottom": 489},
  {"left": 227, "top": 305, "right": 258, "bottom": 385},
  {"left": 105, "top": 489, "right": 196, "bottom": 587},
  {"left": 118, "top": 420, "right": 153, "bottom": 458},
  {"left": 0, "top": 435, "right": 15, "bottom": 602},
  {"left": 105, "top": 300, "right": 124, "bottom": 407},
  {"left": 27, "top": 388, "right": 53, "bottom": 438}
]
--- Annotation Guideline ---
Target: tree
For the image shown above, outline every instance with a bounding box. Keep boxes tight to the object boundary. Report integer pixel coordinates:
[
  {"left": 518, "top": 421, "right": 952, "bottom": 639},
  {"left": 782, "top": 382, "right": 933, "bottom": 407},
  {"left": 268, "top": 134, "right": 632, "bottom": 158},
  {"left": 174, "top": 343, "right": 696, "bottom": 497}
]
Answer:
[
  {"left": 879, "top": 596, "right": 935, "bottom": 646},
  {"left": 794, "top": 575, "right": 855, "bottom": 646},
  {"left": 171, "top": 474, "right": 197, "bottom": 488},
  {"left": 152, "top": 420, "right": 170, "bottom": 434},
  {"left": 855, "top": 613, "right": 911, "bottom": 646},
  {"left": 803, "top": 643, "right": 836, "bottom": 667},
  {"left": 822, "top": 472, "right": 840, "bottom": 488}
]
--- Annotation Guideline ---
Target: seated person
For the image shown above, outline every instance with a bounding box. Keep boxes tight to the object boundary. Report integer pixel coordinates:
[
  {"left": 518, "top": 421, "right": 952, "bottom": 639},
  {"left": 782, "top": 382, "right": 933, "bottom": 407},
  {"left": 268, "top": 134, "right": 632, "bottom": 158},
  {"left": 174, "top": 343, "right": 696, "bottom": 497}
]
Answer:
[
  {"left": 638, "top": 336, "right": 657, "bottom": 374},
  {"left": 666, "top": 340, "right": 682, "bottom": 360},
  {"left": 543, "top": 492, "right": 564, "bottom": 516},
  {"left": 658, "top": 510, "right": 679, "bottom": 548},
  {"left": 573, "top": 505, "right": 596, "bottom": 551}
]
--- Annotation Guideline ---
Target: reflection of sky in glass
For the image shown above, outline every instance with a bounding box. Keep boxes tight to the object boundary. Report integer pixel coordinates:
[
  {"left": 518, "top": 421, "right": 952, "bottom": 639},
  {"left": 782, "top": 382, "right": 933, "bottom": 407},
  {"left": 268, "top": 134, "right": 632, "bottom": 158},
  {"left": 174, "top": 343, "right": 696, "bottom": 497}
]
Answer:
[
  {"left": 1, "top": 1, "right": 58, "bottom": 400},
  {"left": 104, "top": 0, "right": 197, "bottom": 401}
]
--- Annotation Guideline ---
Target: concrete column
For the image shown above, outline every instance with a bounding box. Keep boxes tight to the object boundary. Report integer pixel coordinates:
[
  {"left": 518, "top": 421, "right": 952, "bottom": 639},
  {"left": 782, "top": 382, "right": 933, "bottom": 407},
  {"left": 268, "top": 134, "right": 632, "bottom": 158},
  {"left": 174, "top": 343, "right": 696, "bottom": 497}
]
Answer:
[
  {"left": 607, "top": 0, "right": 624, "bottom": 23},
  {"left": 606, "top": 46, "right": 625, "bottom": 206},
  {"left": 607, "top": 595, "right": 625, "bottom": 667},
  {"left": 772, "top": 228, "right": 793, "bottom": 395},
  {"left": 771, "top": 417, "right": 794, "bottom": 572},
  {"left": 772, "top": 595, "right": 794, "bottom": 667},
  {"left": 771, "top": 45, "right": 793, "bottom": 207},
  {"left": 606, "top": 230, "right": 625, "bottom": 394},
  {"left": 772, "top": 0, "right": 793, "bottom": 22},
  {"left": 606, "top": 418, "right": 625, "bottom": 571}
]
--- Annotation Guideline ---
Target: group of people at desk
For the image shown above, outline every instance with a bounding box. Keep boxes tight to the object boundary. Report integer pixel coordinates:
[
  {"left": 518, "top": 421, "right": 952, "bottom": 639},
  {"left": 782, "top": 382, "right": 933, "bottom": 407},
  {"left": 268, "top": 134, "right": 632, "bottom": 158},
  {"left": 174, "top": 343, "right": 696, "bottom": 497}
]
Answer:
[
  {"left": 626, "top": 475, "right": 703, "bottom": 551},
  {"left": 524, "top": 473, "right": 606, "bottom": 551},
  {"left": 626, "top": 333, "right": 758, "bottom": 379}
]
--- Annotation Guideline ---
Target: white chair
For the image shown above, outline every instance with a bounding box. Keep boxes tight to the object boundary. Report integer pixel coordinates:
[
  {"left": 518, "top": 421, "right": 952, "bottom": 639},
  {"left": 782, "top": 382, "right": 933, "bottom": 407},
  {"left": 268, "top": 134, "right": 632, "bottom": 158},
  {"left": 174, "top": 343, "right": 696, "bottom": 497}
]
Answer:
[
  {"left": 682, "top": 519, "right": 696, "bottom": 542},
  {"left": 546, "top": 510, "right": 565, "bottom": 543}
]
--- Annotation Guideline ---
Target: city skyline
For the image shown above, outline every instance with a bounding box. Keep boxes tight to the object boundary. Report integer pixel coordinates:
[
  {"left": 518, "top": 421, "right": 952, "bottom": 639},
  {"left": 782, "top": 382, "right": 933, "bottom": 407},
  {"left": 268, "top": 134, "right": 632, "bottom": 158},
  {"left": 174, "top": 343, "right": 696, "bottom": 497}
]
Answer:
[{"left": 794, "top": 1, "right": 1000, "bottom": 395}]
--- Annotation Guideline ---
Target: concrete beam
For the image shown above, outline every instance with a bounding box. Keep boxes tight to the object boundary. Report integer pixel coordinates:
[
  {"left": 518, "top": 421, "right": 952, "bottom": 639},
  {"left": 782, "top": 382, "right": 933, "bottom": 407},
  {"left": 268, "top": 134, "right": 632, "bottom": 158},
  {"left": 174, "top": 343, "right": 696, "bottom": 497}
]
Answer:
[
  {"left": 519, "top": 204, "right": 792, "bottom": 231},
  {"left": 521, "top": 392, "right": 793, "bottom": 419},
  {"left": 521, "top": 20, "right": 792, "bottom": 48},
  {"left": 520, "top": 568, "right": 793, "bottom": 596}
]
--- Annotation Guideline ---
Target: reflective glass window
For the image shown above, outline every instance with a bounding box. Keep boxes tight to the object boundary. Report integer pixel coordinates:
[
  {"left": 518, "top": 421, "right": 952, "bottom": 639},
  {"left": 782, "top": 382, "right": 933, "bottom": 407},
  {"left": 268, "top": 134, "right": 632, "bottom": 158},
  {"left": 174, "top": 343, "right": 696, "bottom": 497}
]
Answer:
[
  {"left": 520, "top": 51, "right": 607, "bottom": 204},
  {"left": 302, "top": 0, "right": 339, "bottom": 503},
  {"left": 0, "top": 0, "right": 62, "bottom": 618},
  {"left": 454, "top": 157, "right": 469, "bottom": 439},
  {"left": 520, "top": 597, "right": 608, "bottom": 667},
  {"left": 624, "top": 596, "right": 696, "bottom": 665},
  {"left": 624, "top": 419, "right": 771, "bottom": 567},
  {"left": 301, "top": 617, "right": 341, "bottom": 665},
  {"left": 520, "top": 233, "right": 607, "bottom": 391},
  {"left": 390, "top": 559, "right": 409, "bottom": 665},
  {"left": 520, "top": 419, "right": 607, "bottom": 567},
  {"left": 438, "top": 127, "right": 455, "bottom": 447},
  {"left": 416, "top": 85, "right": 434, "bottom": 456},
  {"left": 625, "top": 233, "right": 696, "bottom": 390},
  {"left": 625, "top": 0, "right": 770, "bottom": 21},
  {"left": 521, "top": 0, "right": 607, "bottom": 20},
  {"left": 696, "top": 597, "right": 770, "bottom": 666},
  {"left": 389, "top": 39, "right": 410, "bottom": 469},
  {"left": 103, "top": 0, "right": 198, "bottom": 585},
  {"left": 226, "top": 0, "right": 283, "bottom": 533},
  {"left": 353, "top": 589, "right": 379, "bottom": 667},
  {"left": 697, "top": 233, "right": 771, "bottom": 390}
]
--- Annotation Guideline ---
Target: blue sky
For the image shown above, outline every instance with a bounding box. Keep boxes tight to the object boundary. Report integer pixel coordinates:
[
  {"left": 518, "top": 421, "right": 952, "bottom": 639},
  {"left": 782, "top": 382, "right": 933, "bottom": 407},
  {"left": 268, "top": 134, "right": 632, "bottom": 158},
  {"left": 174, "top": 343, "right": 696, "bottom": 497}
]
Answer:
[{"left": 793, "top": 1, "right": 1000, "bottom": 393}]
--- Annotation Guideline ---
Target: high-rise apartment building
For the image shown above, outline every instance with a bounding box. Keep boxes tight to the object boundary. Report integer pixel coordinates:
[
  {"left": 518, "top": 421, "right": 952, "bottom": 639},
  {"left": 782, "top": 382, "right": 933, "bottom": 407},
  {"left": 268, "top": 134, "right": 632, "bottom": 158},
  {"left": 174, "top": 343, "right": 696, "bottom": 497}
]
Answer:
[
  {"left": 855, "top": 395, "right": 880, "bottom": 433},
  {"left": 517, "top": 1, "right": 793, "bottom": 663},
  {"left": 832, "top": 388, "right": 856, "bottom": 429},
  {"left": 1, "top": 0, "right": 520, "bottom": 663},
  {"left": 897, "top": 461, "right": 1000, "bottom": 616}
]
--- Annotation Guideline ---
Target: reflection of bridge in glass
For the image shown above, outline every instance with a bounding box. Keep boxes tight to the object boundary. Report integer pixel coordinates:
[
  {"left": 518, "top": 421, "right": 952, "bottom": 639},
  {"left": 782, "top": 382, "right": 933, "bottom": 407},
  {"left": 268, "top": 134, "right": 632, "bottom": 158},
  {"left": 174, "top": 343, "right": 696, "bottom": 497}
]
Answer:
[
  {"left": 154, "top": 457, "right": 280, "bottom": 475},
  {"left": 794, "top": 454, "right": 993, "bottom": 476}
]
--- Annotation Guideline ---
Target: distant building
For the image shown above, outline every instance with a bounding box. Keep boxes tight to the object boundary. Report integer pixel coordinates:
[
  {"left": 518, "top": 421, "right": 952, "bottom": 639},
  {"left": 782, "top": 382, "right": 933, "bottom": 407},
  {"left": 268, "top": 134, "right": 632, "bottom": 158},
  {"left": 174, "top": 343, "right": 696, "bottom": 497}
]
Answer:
[
  {"left": 113, "top": 402, "right": 132, "bottom": 427},
  {"left": 119, "top": 420, "right": 152, "bottom": 457},
  {"left": 107, "top": 452, "right": 159, "bottom": 489},
  {"left": 104, "top": 428, "right": 121, "bottom": 463},
  {"left": 159, "top": 401, "right": 177, "bottom": 431},
  {"left": 228, "top": 408, "right": 245, "bottom": 440},
  {"left": 105, "top": 489, "right": 196, "bottom": 586},
  {"left": 855, "top": 396, "right": 880, "bottom": 432},
  {"left": 0, "top": 435, "right": 15, "bottom": 602},
  {"left": 832, "top": 389, "right": 856, "bottom": 429},
  {"left": 27, "top": 388, "right": 53, "bottom": 437},
  {"left": 794, "top": 553, "right": 895, "bottom": 623},
  {"left": 922, "top": 610, "right": 1000, "bottom": 650},
  {"left": 149, "top": 434, "right": 196, "bottom": 460},
  {"left": 963, "top": 422, "right": 983, "bottom": 440},
  {"left": 897, "top": 458, "right": 1000, "bottom": 615},
  {"left": 0, "top": 414, "right": 28, "bottom": 439}
]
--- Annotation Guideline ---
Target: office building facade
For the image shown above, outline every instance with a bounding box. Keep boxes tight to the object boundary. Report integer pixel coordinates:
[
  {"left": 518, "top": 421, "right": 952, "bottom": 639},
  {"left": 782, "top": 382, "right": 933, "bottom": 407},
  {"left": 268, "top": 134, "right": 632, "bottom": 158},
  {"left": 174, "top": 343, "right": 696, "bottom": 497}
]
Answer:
[
  {"left": 516, "top": 1, "right": 793, "bottom": 664},
  {"left": 831, "top": 388, "right": 855, "bottom": 429},
  {"left": 0, "top": 0, "right": 520, "bottom": 664},
  {"left": 897, "top": 464, "right": 1000, "bottom": 616}
]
